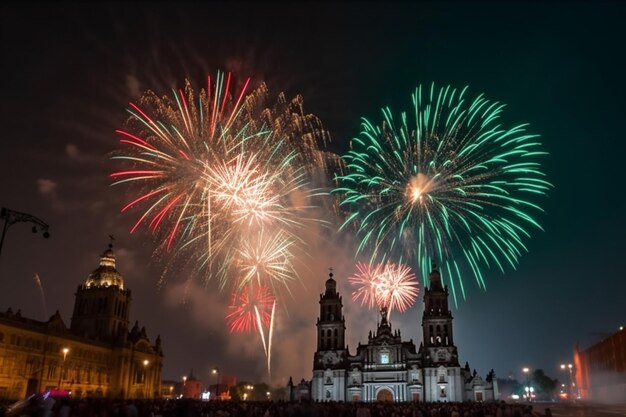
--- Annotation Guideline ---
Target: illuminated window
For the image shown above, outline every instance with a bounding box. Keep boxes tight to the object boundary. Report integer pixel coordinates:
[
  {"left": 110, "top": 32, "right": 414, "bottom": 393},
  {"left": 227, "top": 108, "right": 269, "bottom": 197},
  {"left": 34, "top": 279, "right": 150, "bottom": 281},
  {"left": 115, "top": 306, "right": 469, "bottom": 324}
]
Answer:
[{"left": 380, "top": 352, "right": 389, "bottom": 364}]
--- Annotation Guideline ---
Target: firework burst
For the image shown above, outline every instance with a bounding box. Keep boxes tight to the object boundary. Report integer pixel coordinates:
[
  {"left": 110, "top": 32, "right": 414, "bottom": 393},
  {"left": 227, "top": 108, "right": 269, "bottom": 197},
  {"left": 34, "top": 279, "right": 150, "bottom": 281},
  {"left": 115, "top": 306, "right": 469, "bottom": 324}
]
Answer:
[
  {"left": 349, "top": 262, "right": 419, "bottom": 315},
  {"left": 336, "top": 84, "right": 551, "bottom": 303},
  {"left": 226, "top": 284, "right": 275, "bottom": 333},
  {"left": 113, "top": 71, "right": 338, "bottom": 382},
  {"left": 111, "top": 71, "right": 332, "bottom": 292}
]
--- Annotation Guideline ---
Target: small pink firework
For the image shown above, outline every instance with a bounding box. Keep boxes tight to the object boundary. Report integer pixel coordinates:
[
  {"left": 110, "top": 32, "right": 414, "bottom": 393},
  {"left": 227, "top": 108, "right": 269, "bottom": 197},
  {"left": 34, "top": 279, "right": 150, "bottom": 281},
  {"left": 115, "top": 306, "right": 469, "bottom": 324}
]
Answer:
[{"left": 349, "top": 262, "right": 419, "bottom": 314}]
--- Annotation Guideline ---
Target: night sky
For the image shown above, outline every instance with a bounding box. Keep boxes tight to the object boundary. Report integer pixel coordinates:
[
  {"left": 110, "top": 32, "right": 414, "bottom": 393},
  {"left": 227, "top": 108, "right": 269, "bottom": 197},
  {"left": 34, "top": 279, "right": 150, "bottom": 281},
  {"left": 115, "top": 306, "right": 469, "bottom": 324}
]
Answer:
[{"left": 1, "top": 2, "right": 625, "bottom": 388}]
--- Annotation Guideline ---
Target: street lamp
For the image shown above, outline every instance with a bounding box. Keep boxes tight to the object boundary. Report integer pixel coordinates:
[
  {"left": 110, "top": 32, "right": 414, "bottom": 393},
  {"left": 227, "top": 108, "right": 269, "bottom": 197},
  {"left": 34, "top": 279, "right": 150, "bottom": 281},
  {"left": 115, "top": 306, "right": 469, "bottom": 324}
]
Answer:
[
  {"left": 181, "top": 376, "right": 187, "bottom": 398},
  {"left": 142, "top": 360, "right": 150, "bottom": 398},
  {"left": 244, "top": 384, "right": 253, "bottom": 401},
  {"left": 212, "top": 368, "right": 220, "bottom": 399},
  {"left": 523, "top": 367, "right": 531, "bottom": 402},
  {"left": 266, "top": 391, "right": 271, "bottom": 400},
  {"left": 560, "top": 363, "right": 575, "bottom": 400},
  {"left": 0, "top": 207, "right": 50, "bottom": 257},
  {"left": 58, "top": 348, "right": 69, "bottom": 390}
]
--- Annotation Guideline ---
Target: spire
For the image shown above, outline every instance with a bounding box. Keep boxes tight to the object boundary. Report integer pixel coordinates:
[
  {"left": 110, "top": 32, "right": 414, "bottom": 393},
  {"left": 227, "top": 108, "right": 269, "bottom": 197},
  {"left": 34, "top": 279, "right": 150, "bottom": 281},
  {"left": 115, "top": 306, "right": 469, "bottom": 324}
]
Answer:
[
  {"left": 380, "top": 306, "right": 389, "bottom": 326},
  {"left": 376, "top": 306, "right": 392, "bottom": 336},
  {"left": 324, "top": 268, "right": 337, "bottom": 295}
]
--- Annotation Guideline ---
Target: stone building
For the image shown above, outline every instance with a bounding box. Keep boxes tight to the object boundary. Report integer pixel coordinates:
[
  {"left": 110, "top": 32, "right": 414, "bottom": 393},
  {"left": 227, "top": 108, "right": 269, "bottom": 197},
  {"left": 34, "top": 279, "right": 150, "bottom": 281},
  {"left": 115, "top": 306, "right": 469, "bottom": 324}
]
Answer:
[
  {"left": 0, "top": 243, "right": 162, "bottom": 400},
  {"left": 311, "top": 265, "right": 498, "bottom": 402}
]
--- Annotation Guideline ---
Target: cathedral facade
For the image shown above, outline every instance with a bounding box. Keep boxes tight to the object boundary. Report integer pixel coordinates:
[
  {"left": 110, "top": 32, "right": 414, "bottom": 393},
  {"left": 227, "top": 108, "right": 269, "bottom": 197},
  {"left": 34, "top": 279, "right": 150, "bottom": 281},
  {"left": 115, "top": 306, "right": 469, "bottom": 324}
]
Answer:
[
  {"left": 311, "top": 266, "right": 498, "bottom": 402},
  {"left": 0, "top": 243, "right": 162, "bottom": 400}
]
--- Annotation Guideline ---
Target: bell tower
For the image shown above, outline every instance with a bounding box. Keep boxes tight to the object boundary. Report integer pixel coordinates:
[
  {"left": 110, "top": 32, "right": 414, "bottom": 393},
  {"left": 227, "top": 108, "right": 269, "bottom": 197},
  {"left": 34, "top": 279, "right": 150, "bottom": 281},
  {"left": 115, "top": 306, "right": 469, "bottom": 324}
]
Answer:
[
  {"left": 420, "top": 263, "right": 462, "bottom": 401},
  {"left": 70, "top": 241, "right": 132, "bottom": 344},
  {"left": 316, "top": 271, "right": 346, "bottom": 353},
  {"left": 312, "top": 270, "right": 347, "bottom": 401},
  {"left": 421, "top": 263, "right": 458, "bottom": 362}
]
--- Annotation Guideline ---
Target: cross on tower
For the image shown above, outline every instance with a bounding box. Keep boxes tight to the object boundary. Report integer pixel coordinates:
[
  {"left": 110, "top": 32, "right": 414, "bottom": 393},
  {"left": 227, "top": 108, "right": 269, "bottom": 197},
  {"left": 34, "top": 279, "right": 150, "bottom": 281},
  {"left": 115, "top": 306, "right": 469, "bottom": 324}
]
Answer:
[
  {"left": 328, "top": 267, "right": 334, "bottom": 278},
  {"left": 109, "top": 235, "right": 115, "bottom": 249}
]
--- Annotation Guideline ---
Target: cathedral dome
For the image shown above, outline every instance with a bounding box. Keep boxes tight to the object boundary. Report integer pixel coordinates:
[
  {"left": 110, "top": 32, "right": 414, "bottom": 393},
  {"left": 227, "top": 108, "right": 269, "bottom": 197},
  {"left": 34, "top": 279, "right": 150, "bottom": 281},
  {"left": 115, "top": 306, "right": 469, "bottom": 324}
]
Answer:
[{"left": 85, "top": 244, "right": 124, "bottom": 289}]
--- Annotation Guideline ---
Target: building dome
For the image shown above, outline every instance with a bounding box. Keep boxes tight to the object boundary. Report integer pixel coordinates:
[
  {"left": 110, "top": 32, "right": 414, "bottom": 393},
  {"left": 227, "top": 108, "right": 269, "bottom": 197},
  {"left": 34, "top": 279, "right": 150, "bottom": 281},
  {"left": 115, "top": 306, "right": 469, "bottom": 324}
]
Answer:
[{"left": 85, "top": 244, "right": 124, "bottom": 289}]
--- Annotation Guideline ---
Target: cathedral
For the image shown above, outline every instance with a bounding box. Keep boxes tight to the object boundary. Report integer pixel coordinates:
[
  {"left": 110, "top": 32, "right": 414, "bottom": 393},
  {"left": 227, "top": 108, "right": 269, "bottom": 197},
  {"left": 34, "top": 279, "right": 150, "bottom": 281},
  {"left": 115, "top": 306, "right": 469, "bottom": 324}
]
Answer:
[
  {"left": 0, "top": 242, "right": 162, "bottom": 400},
  {"left": 311, "top": 265, "right": 498, "bottom": 402}
]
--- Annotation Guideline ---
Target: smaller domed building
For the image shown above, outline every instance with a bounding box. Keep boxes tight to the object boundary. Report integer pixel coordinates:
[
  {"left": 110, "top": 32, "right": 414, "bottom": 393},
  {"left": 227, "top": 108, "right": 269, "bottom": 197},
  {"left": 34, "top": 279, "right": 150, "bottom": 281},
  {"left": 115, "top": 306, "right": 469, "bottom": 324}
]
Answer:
[{"left": 0, "top": 242, "right": 162, "bottom": 400}]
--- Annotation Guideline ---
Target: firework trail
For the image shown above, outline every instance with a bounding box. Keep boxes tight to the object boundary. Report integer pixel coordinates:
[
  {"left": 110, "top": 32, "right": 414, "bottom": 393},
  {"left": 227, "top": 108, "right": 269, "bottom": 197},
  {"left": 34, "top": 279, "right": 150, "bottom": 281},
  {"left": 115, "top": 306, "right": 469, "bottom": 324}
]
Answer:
[
  {"left": 267, "top": 299, "right": 276, "bottom": 382},
  {"left": 336, "top": 84, "right": 551, "bottom": 304},
  {"left": 226, "top": 284, "right": 276, "bottom": 381},
  {"left": 33, "top": 273, "right": 47, "bottom": 319},
  {"left": 348, "top": 262, "right": 419, "bottom": 318}
]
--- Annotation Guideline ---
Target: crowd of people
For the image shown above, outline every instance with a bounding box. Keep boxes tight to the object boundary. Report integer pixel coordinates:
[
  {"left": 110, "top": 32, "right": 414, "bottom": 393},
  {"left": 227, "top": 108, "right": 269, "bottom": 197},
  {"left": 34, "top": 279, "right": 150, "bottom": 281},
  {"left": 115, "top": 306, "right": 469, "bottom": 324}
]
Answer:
[{"left": 0, "top": 398, "right": 546, "bottom": 417}]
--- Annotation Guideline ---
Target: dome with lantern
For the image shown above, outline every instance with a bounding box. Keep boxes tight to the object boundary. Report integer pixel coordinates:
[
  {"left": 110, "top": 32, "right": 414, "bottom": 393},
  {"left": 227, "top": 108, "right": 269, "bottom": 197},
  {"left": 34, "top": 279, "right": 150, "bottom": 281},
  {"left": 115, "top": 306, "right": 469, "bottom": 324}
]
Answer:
[{"left": 85, "top": 243, "right": 124, "bottom": 289}]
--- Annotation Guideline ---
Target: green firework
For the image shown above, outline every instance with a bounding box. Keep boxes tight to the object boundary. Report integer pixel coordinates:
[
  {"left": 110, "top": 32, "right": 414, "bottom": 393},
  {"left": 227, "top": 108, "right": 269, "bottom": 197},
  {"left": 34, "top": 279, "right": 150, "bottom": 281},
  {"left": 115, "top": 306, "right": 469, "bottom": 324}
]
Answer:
[{"left": 334, "top": 84, "right": 551, "bottom": 304}]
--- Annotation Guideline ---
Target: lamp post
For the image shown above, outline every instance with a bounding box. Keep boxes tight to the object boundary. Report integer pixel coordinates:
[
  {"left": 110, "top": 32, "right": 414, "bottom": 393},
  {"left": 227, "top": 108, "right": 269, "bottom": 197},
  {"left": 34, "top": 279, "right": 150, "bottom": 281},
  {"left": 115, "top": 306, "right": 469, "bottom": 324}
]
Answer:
[
  {"left": 560, "top": 363, "right": 575, "bottom": 400},
  {"left": 523, "top": 367, "right": 531, "bottom": 402},
  {"left": 212, "top": 368, "right": 220, "bottom": 399},
  {"left": 0, "top": 207, "right": 50, "bottom": 257},
  {"left": 243, "top": 384, "right": 253, "bottom": 401},
  {"left": 58, "top": 348, "right": 69, "bottom": 390},
  {"left": 142, "top": 360, "right": 149, "bottom": 398}
]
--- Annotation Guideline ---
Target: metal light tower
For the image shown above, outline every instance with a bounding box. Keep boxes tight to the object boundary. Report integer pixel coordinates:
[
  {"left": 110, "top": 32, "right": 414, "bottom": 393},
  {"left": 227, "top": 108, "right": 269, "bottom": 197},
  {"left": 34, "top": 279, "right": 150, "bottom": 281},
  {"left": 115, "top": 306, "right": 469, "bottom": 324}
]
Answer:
[{"left": 0, "top": 207, "right": 50, "bottom": 256}]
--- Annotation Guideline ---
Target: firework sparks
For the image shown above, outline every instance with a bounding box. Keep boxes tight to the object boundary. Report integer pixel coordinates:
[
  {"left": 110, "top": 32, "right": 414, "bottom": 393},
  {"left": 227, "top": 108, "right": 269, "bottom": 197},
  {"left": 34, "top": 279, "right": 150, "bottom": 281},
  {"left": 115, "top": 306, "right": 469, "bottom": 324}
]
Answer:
[
  {"left": 349, "top": 262, "right": 419, "bottom": 315},
  {"left": 376, "top": 263, "right": 419, "bottom": 314},
  {"left": 113, "top": 72, "right": 338, "bottom": 382},
  {"left": 226, "top": 284, "right": 275, "bottom": 333},
  {"left": 234, "top": 229, "right": 296, "bottom": 293},
  {"left": 112, "top": 71, "right": 333, "bottom": 292},
  {"left": 336, "top": 84, "right": 551, "bottom": 303},
  {"left": 348, "top": 262, "right": 384, "bottom": 310}
]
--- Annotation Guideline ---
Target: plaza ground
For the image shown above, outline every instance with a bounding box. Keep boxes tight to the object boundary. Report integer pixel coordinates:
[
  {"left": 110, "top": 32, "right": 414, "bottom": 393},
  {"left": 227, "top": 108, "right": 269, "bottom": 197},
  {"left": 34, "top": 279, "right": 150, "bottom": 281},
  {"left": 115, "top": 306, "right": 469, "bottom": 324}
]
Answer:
[{"left": 530, "top": 402, "right": 626, "bottom": 417}]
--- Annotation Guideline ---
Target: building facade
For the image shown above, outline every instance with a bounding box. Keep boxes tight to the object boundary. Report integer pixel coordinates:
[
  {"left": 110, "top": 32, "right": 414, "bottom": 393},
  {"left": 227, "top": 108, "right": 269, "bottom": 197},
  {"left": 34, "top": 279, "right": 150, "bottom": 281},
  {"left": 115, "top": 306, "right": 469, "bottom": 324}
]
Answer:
[
  {"left": 311, "top": 265, "right": 498, "bottom": 402},
  {"left": 574, "top": 326, "right": 626, "bottom": 404},
  {"left": 0, "top": 243, "right": 163, "bottom": 400}
]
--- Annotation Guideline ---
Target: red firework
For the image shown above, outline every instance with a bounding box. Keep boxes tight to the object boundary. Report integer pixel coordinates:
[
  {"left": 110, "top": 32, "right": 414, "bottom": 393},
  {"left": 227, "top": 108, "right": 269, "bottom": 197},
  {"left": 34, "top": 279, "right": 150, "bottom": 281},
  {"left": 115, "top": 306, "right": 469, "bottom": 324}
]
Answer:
[{"left": 226, "top": 284, "right": 276, "bottom": 333}]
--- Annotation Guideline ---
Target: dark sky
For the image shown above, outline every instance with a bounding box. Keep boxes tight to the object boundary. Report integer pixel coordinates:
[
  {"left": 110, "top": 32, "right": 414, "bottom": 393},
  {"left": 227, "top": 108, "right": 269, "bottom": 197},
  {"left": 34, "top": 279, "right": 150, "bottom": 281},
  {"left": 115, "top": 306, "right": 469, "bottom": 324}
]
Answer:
[{"left": 1, "top": 1, "right": 625, "bottom": 388}]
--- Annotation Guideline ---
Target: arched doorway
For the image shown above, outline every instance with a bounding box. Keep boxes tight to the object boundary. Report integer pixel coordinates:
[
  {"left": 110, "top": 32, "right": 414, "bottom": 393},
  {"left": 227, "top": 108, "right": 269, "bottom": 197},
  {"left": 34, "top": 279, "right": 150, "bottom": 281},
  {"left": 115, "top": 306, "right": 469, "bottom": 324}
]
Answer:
[{"left": 376, "top": 388, "right": 393, "bottom": 402}]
